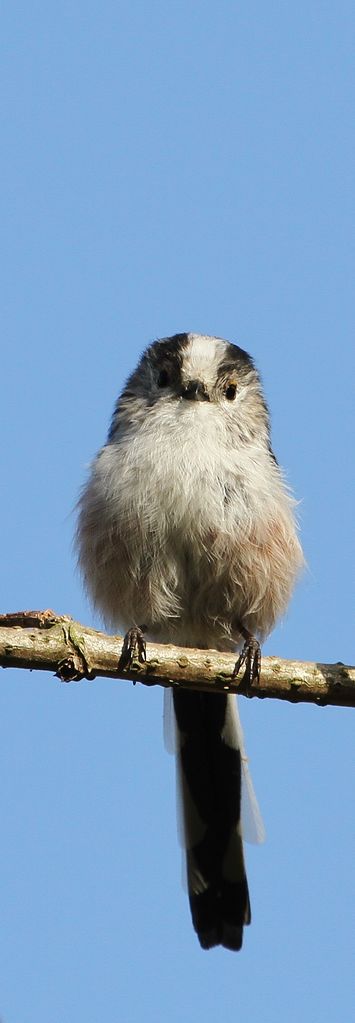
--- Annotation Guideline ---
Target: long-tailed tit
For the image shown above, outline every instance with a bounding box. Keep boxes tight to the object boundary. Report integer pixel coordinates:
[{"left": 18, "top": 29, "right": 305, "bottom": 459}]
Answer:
[{"left": 76, "top": 333, "right": 304, "bottom": 951}]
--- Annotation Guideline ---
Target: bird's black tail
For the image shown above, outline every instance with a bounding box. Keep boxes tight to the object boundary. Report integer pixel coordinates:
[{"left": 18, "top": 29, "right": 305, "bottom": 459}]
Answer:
[{"left": 173, "top": 689, "right": 250, "bottom": 951}]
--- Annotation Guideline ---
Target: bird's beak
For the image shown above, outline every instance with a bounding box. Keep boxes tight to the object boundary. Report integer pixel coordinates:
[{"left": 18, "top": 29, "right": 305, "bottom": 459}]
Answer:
[{"left": 180, "top": 380, "right": 210, "bottom": 401}]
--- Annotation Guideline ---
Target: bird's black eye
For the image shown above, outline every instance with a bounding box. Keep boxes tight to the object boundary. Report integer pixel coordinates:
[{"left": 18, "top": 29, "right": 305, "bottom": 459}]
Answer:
[
  {"left": 225, "top": 383, "right": 237, "bottom": 400},
  {"left": 157, "top": 368, "right": 170, "bottom": 388}
]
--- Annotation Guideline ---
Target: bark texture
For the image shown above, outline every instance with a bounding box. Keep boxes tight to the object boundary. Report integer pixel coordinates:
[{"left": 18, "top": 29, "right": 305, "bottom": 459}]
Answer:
[{"left": 0, "top": 611, "right": 353, "bottom": 708}]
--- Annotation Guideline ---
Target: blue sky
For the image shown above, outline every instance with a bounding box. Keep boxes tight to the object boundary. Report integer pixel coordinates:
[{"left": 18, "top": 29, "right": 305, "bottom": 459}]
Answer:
[{"left": 1, "top": 2, "right": 354, "bottom": 1020}]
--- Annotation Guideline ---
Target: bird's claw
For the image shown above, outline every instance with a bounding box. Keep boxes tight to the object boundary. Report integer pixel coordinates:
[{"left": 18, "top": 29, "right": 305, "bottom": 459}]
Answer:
[
  {"left": 118, "top": 626, "right": 147, "bottom": 670},
  {"left": 233, "top": 636, "right": 261, "bottom": 685}
]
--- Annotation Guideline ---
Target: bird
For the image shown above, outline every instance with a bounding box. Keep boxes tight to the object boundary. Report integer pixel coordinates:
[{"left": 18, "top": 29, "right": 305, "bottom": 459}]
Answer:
[{"left": 76, "top": 332, "right": 304, "bottom": 951}]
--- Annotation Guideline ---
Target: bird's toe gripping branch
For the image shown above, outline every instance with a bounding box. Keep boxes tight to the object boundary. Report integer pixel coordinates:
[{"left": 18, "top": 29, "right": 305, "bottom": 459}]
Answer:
[
  {"left": 233, "top": 628, "right": 261, "bottom": 685},
  {"left": 118, "top": 626, "right": 147, "bottom": 670}
]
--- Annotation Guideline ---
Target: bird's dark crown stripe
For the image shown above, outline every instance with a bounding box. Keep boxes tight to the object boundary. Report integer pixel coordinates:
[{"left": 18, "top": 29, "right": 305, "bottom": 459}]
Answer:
[
  {"left": 217, "top": 342, "right": 256, "bottom": 378},
  {"left": 147, "top": 333, "right": 190, "bottom": 365}
]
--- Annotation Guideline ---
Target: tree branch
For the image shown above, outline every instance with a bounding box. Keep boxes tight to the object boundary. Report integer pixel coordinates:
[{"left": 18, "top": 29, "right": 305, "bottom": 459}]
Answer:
[{"left": 0, "top": 610, "right": 353, "bottom": 707}]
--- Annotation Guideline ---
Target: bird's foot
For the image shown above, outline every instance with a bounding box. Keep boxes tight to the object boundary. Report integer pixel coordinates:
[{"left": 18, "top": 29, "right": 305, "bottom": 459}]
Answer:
[
  {"left": 118, "top": 626, "right": 147, "bottom": 670},
  {"left": 233, "top": 630, "right": 261, "bottom": 685}
]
